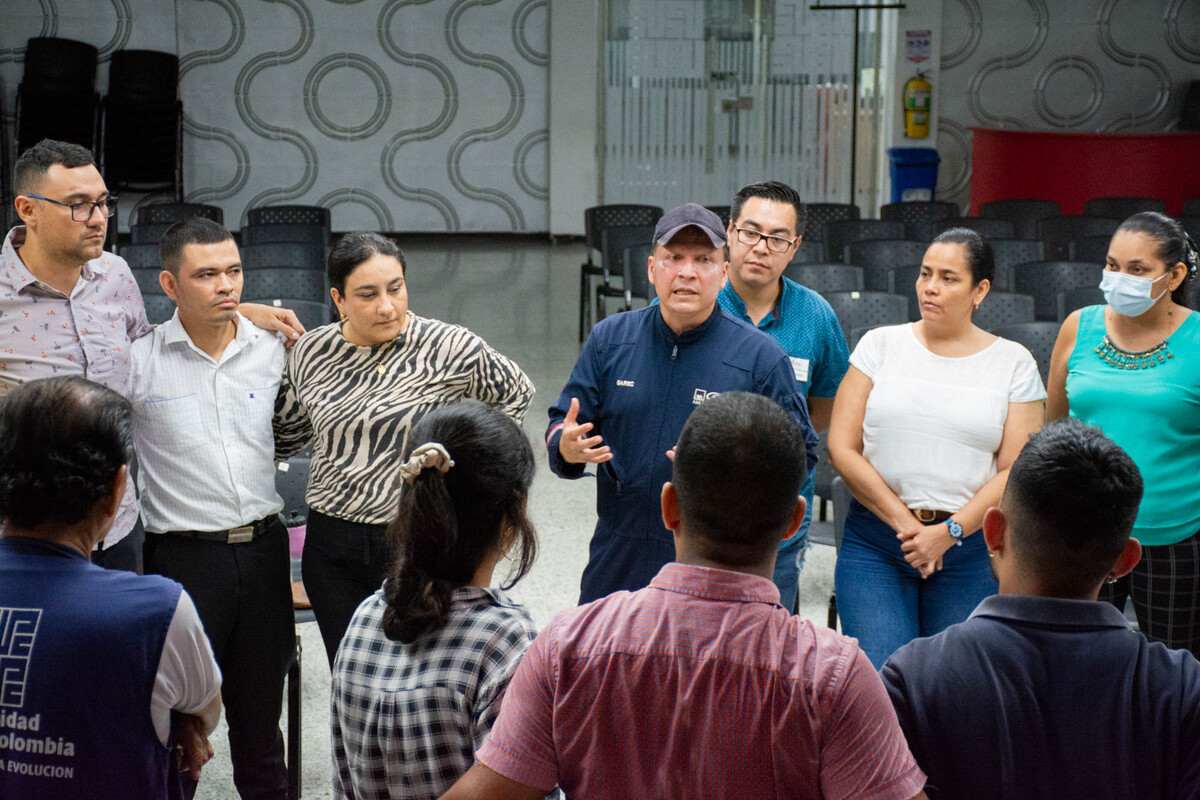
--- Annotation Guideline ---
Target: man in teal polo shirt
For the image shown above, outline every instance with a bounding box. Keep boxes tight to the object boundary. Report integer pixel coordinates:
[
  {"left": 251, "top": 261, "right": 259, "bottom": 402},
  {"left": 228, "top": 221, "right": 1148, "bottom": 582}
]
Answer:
[{"left": 717, "top": 181, "right": 850, "bottom": 611}]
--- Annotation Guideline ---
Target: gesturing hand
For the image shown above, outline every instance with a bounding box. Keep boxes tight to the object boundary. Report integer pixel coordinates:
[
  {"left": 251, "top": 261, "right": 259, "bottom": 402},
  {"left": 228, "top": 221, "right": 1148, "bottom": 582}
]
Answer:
[{"left": 558, "top": 397, "right": 613, "bottom": 465}]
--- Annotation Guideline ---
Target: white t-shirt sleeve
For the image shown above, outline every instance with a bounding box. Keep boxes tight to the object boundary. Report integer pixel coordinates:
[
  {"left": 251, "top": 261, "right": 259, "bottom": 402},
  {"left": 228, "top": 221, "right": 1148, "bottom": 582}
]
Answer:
[
  {"left": 1007, "top": 343, "right": 1047, "bottom": 403},
  {"left": 848, "top": 326, "right": 889, "bottom": 380},
  {"left": 149, "top": 590, "right": 223, "bottom": 746}
]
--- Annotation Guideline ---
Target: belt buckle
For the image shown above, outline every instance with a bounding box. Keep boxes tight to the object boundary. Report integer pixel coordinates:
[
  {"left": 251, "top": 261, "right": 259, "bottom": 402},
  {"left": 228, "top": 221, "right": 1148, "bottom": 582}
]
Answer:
[
  {"left": 227, "top": 525, "right": 255, "bottom": 544},
  {"left": 914, "top": 509, "right": 936, "bottom": 523}
]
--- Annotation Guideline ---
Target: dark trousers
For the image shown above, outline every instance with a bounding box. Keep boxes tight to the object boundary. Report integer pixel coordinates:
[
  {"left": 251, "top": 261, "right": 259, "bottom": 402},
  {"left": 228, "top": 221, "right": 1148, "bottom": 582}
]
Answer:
[
  {"left": 579, "top": 526, "right": 676, "bottom": 605},
  {"left": 1100, "top": 528, "right": 1200, "bottom": 659},
  {"left": 302, "top": 509, "right": 392, "bottom": 666},
  {"left": 93, "top": 520, "right": 145, "bottom": 573},
  {"left": 144, "top": 519, "right": 294, "bottom": 800}
]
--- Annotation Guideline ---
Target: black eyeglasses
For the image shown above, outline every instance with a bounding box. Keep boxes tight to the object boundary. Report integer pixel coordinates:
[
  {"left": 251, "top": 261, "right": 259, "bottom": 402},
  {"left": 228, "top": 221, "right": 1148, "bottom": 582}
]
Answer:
[
  {"left": 732, "top": 226, "right": 797, "bottom": 254},
  {"left": 25, "top": 193, "right": 118, "bottom": 222}
]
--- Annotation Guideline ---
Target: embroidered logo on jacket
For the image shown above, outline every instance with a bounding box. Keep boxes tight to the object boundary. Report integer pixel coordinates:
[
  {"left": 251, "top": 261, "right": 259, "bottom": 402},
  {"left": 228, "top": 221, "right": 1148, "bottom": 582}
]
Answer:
[
  {"left": 693, "top": 388, "right": 720, "bottom": 405},
  {"left": 616, "top": 379, "right": 635, "bottom": 388}
]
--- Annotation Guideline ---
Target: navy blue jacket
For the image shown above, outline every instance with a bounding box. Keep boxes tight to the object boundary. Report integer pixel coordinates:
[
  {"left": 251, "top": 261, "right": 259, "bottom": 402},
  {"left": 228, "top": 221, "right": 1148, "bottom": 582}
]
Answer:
[{"left": 548, "top": 306, "right": 818, "bottom": 601}]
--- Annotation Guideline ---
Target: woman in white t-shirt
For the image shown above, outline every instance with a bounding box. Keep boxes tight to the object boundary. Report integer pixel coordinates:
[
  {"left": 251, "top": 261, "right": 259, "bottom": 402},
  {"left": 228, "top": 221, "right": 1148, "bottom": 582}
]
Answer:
[{"left": 828, "top": 228, "right": 1045, "bottom": 668}]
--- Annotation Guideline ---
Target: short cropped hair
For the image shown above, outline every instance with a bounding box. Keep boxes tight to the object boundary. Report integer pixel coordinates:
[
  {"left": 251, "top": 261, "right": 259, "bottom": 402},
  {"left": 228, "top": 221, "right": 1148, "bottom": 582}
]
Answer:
[
  {"left": 0, "top": 376, "right": 133, "bottom": 530},
  {"left": 731, "top": 181, "right": 808, "bottom": 238},
  {"left": 14, "top": 138, "right": 96, "bottom": 195},
  {"left": 159, "top": 217, "right": 235, "bottom": 275},
  {"left": 327, "top": 232, "right": 406, "bottom": 294},
  {"left": 672, "top": 392, "right": 808, "bottom": 566},
  {"left": 1003, "top": 418, "right": 1143, "bottom": 594}
]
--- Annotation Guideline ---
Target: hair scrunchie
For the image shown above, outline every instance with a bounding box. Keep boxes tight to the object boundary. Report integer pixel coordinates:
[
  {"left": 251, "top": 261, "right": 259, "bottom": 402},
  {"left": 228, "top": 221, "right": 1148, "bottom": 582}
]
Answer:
[{"left": 397, "top": 442, "right": 455, "bottom": 485}]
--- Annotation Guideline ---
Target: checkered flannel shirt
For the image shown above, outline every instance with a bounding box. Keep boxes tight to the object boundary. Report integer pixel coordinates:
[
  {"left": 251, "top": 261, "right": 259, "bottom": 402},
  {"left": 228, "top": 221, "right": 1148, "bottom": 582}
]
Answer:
[{"left": 331, "top": 585, "right": 537, "bottom": 799}]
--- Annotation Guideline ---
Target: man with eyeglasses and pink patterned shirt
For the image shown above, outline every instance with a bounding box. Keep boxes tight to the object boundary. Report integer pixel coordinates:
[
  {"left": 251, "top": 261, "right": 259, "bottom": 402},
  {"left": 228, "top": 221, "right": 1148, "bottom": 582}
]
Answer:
[{"left": 1, "top": 138, "right": 304, "bottom": 573}]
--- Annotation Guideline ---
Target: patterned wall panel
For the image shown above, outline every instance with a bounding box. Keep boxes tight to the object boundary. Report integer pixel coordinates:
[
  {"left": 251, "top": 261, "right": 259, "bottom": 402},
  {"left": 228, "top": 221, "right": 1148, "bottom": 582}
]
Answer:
[
  {"left": 0, "top": 0, "right": 549, "bottom": 232},
  {"left": 937, "top": 0, "right": 1200, "bottom": 210}
]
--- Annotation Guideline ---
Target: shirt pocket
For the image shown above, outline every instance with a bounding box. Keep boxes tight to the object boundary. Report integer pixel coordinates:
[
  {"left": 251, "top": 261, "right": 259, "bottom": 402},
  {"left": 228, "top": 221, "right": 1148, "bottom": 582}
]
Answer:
[
  {"left": 239, "top": 383, "right": 280, "bottom": 448},
  {"left": 139, "top": 392, "right": 207, "bottom": 449}
]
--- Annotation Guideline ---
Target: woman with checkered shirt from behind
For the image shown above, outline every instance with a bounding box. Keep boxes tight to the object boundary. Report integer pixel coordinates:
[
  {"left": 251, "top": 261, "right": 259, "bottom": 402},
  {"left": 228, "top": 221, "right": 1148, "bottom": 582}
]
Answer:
[{"left": 330, "top": 400, "right": 540, "bottom": 799}]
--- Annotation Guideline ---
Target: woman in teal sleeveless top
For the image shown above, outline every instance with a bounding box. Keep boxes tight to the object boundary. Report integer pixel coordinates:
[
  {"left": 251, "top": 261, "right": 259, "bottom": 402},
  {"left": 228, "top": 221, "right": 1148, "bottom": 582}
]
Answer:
[{"left": 1047, "top": 211, "right": 1200, "bottom": 658}]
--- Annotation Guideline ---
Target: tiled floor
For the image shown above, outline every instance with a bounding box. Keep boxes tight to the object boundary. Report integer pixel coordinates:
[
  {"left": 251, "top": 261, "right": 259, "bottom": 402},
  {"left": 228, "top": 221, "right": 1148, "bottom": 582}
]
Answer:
[{"left": 196, "top": 236, "right": 839, "bottom": 799}]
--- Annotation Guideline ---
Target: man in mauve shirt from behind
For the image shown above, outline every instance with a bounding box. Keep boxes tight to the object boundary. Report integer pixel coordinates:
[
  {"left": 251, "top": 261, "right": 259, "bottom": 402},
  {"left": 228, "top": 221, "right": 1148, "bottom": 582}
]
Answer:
[{"left": 442, "top": 391, "right": 927, "bottom": 800}]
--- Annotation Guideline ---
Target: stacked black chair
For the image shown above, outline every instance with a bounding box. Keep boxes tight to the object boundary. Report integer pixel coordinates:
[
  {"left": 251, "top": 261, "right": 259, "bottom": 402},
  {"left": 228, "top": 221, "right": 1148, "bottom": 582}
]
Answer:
[
  {"left": 131, "top": 267, "right": 164, "bottom": 296},
  {"left": 788, "top": 243, "right": 829, "bottom": 264},
  {"left": 138, "top": 203, "right": 223, "bottom": 225},
  {"left": 131, "top": 223, "right": 174, "bottom": 244},
  {"left": 1083, "top": 197, "right": 1165, "bottom": 220},
  {"left": 990, "top": 238, "right": 1044, "bottom": 291},
  {"left": 16, "top": 38, "right": 99, "bottom": 153},
  {"left": 598, "top": 224, "right": 654, "bottom": 320},
  {"left": 824, "top": 220, "right": 906, "bottom": 264},
  {"left": 242, "top": 206, "right": 332, "bottom": 257},
  {"left": 846, "top": 240, "right": 928, "bottom": 289},
  {"left": 101, "top": 50, "right": 182, "bottom": 199},
  {"left": 579, "top": 205, "right": 661, "bottom": 340},
  {"left": 1038, "top": 216, "right": 1120, "bottom": 261},
  {"left": 621, "top": 244, "right": 654, "bottom": 310},
  {"left": 933, "top": 217, "right": 1016, "bottom": 239},
  {"left": 805, "top": 203, "right": 860, "bottom": 258},
  {"left": 273, "top": 299, "right": 332, "bottom": 330},
  {"left": 823, "top": 291, "right": 909, "bottom": 341},
  {"left": 1012, "top": 261, "right": 1103, "bottom": 321},
  {"left": 143, "top": 294, "right": 176, "bottom": 324},
  {"left": 974, "top": 292, "right": 1035, "bottom": 332},
  {"left": 887, "top": 264, "right": 922, "bottom": 320},
  {"left": 1184, "top": 198, "right": 1200, "bottom": 217},
  {"left": 783, "top": 264, "right": 864, "bottom": 295},
  {"left": 880, "top": 201, "right": 958, "bottom": 241},
  {"left": 241, "top": 268, "right": 327, "bottom": 304},
  {"left": 1057, "top": 287, "right": 1105, "bottom": 321},
  {"left": 992, "top": 322, "right": 1060, "bottom": 383},
  {"left": 980, "top": 199, "right": 1061, "bottom": 240},
  {"left": 1070, "top": 235, "right": 1110, "bottom": 264},
  {"left": 121, "top": 243, "right": 162, "bottom": 270},
  {"left": 1184, "top": 278, "right": 1200, "bottom": 312},
  {"left": 242, "top": 243, "right": 325, "bottom": 273}
]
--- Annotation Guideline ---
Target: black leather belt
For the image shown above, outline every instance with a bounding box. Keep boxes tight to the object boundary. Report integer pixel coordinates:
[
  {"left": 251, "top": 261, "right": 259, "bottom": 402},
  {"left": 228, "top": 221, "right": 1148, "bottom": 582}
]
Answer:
[
  {"left": 912, "top": 508, "right": 953, "bottom": 524},
  {"left": 162, "top": 515, "right": 278, "bottom": 544}
]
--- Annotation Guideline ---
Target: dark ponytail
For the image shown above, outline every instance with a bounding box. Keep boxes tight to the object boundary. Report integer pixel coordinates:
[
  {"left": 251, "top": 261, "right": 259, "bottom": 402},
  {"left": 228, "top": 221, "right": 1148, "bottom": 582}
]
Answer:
[
  {"left": 1114, "top": 212, "right": 1198, "bottom": 304},
  {"left": 381, "top": 400, "right": 537, "bottom": 644}
]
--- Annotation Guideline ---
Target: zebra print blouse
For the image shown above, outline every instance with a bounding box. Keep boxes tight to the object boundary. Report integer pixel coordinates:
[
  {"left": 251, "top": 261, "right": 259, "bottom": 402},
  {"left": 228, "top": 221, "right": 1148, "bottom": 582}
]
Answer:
[{"left": 273, "top": 312, "right": 534, "bottom": 525}]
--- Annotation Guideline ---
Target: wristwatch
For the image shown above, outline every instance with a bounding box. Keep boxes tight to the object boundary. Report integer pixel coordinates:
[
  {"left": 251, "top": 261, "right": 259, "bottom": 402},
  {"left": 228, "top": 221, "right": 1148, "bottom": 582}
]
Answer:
[{"left": 946, "top": 518, "right": 964, "bottom": 546}]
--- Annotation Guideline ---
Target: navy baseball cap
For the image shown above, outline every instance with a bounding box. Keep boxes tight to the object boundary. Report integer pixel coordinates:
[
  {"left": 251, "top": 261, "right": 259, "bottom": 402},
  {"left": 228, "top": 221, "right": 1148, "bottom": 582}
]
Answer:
[{"left": 653, "top": 203, "right": 727, "bottom": 248}]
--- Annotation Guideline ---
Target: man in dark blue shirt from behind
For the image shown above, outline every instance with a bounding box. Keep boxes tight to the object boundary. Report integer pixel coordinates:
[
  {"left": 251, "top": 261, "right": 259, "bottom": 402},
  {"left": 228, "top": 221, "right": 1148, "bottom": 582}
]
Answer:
[
  {"left": 548, "top": 203, "right": 818, "bottom": 603},
  {"left": 882, "top": 418, "right": 1200, "bottom": 800}
]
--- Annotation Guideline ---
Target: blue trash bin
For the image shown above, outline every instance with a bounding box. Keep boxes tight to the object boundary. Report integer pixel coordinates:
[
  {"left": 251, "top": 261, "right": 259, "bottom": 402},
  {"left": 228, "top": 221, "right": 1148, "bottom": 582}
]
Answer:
[{"left": 888, "top": 147, "right": 940, "bottom": 203}]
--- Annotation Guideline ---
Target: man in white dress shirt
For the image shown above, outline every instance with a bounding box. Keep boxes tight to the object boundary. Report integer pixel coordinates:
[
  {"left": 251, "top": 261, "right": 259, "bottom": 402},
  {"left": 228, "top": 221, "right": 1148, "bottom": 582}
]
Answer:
[{"left": 130, "top": 218, "right": 293, "bottom": 799}]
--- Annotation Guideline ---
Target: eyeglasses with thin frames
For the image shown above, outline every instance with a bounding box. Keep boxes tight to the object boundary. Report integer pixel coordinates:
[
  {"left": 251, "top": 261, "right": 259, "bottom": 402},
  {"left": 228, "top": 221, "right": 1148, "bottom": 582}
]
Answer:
[
  {"left": 24, "top": 193, "right": 118, "bottom": 222},
  {"left": 732, "top": 226, "right": 797, "bottom": 254}
]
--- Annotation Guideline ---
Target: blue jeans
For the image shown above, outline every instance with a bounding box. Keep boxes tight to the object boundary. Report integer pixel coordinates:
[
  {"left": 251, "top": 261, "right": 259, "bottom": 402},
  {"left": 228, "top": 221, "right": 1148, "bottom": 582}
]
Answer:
[
  {"left": 835, "top": 500, "right": 997, "bottom": 668},
  {"left": 772, "top": 478, "right": 814, "bottom": 613}
]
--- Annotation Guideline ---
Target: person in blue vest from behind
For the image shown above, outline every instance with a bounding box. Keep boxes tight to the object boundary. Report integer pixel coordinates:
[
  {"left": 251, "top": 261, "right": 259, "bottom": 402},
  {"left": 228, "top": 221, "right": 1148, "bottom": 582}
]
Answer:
[
  {"left": 0, "top": 376, "right": 222, "bottom": 799},
  {"left": 548, "top": 203, "right": 819, "bottom": 603}
]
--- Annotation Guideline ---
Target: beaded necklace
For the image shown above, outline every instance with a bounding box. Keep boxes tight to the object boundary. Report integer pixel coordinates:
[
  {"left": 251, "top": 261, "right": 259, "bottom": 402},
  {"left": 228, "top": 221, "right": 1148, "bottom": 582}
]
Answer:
[{"left": 1094, "top": 336, "right": 1173, "bottom": 369}]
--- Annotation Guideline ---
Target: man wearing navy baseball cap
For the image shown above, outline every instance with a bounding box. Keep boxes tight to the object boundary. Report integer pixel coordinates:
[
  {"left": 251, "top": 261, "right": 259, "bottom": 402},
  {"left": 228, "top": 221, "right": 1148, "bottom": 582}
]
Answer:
[{"left": 547, "top": 203, "right": 819, "bottom": 603}]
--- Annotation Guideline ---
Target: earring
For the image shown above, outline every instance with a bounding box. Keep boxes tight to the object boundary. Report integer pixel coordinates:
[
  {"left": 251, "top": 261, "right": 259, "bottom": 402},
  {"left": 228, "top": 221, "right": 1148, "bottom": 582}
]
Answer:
[
  {"left": 1105, "top": 575, "right": 1118, "bottom": 585},
  {"left": 987, "top": 550, "right": 997, "bottom": 559},
  {"left": 339, "top": 311, "right": 348, "bottom": 322}
]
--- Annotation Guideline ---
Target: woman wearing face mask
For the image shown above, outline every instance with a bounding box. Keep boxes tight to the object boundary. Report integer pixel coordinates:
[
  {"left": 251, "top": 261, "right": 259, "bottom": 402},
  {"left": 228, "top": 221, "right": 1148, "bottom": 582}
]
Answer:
[
  {"left": 1047, "top": 211, "right": 1200, "bottom": 657},
  {"left": 274, "top": 232, "right": 535, "bottom": 664},
  {"left": 829, "top": 228, "right": 1046, "bottom": 668}
]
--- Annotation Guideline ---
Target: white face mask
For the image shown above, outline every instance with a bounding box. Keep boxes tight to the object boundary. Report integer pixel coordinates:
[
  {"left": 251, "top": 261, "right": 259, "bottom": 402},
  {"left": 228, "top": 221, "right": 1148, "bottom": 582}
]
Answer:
[{"left": 1099, "top": 270, "right": 1168, "bottom": 317}]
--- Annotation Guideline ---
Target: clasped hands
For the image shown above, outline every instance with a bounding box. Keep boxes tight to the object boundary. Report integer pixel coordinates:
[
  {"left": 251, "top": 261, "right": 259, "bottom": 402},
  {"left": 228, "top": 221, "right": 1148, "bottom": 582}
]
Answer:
[{"left": 897, "top": 520, "right": 956, "bottom": 579}]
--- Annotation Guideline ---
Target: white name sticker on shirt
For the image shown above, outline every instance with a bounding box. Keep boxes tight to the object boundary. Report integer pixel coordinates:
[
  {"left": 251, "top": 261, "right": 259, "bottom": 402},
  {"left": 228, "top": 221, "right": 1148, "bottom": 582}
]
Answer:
[{"left": 790, "top": 357, "right": 810, "bottom": 383}]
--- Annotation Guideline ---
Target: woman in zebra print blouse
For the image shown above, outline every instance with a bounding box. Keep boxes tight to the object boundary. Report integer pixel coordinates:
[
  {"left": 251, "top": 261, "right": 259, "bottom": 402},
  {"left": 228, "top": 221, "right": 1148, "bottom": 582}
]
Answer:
[{"left": 274, "top": 232, "right": 535, "bottom": 664}]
